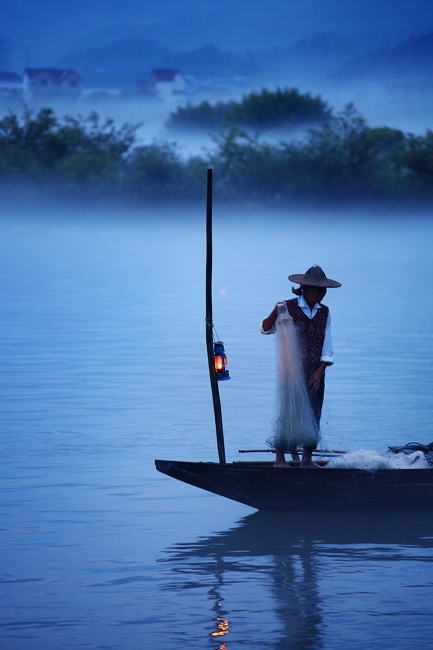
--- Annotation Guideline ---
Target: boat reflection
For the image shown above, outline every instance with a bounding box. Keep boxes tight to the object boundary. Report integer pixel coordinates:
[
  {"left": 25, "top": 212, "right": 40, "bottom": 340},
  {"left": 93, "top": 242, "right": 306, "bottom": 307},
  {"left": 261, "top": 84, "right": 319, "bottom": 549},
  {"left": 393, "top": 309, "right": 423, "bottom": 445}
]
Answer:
[{"left": 160, "top": 508, "right": 433, "bottom": 648}]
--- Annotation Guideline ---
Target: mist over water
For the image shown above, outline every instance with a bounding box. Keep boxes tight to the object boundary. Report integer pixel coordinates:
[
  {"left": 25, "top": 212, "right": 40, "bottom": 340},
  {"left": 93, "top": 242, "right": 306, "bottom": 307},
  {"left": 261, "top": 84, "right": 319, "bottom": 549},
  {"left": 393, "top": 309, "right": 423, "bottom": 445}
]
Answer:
[
  {"left": 4, "top": 58, "right": 433, "bottom": 162},
  {"left": 1, "top": 201, "right": 433, "bottom": 648},
  {"left": 7, "top": 77, "right": 432, "bottom": 164}
]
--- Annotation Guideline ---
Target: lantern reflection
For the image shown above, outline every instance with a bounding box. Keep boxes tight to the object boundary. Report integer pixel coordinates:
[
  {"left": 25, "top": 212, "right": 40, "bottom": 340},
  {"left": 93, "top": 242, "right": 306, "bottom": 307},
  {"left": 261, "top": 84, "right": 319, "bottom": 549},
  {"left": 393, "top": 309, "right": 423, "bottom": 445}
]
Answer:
[{"left": 211, "top": 617, "right": 229, "bottom": 637}]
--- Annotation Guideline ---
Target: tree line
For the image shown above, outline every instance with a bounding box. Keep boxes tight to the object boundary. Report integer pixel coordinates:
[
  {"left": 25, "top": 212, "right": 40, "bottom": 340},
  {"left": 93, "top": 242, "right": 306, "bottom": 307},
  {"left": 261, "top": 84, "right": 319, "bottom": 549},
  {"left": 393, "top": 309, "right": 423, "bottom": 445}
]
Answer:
[
  {"left": 168, "top": 87, "right": 330, "bottom": 130},
  {"left": 1, "top": 104, "right": 433, "bottom": 203}
]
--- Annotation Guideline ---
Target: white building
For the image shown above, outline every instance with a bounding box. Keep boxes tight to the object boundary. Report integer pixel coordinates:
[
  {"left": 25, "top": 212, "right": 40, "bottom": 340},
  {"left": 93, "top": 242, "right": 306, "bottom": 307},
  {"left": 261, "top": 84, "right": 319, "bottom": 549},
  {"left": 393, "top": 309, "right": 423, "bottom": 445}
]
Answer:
[
  {"left": 0, "top": 72, "right": 22, "bottom": 98},
  {"left": 23, "top": 68, "right": 82, "bottom": 100},
  {"left": 137, "top": 69, "right": 186, "bottom": 97}
]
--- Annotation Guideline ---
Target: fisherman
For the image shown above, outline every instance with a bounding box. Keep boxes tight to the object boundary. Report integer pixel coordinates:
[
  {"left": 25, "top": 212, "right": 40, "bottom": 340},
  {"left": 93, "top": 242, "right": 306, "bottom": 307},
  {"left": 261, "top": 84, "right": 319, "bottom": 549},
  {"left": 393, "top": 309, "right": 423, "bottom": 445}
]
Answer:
[{"left": 261, "top": 265, "right": 341, "bottom": 468}]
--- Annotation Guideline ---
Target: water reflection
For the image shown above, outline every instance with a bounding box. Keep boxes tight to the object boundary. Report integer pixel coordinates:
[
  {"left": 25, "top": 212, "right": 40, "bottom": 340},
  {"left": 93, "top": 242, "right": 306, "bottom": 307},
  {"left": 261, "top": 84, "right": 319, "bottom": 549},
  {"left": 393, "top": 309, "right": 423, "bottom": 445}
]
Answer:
[
  {"left": 161, "top": 508, "right": 433, "bottom": 648},
  {"left": 1, "top": 209, "right": 433, "bottom": 648}
]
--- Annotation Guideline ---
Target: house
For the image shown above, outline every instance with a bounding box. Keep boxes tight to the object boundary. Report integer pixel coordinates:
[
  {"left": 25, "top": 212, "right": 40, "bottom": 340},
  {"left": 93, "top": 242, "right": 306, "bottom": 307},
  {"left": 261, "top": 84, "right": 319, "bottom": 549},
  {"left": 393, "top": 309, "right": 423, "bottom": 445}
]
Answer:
[
  {"left": 0, "top": 72, "right": 22, "bottom": 98},
  {"left": 137, "top": 69, "right": 186, "bottom": 97},
  {"left": 151, "top": 69, "right": 186, "bottom": 96},
  {"left": 23, "top": 68, "right": 82, "bottom": 100}
]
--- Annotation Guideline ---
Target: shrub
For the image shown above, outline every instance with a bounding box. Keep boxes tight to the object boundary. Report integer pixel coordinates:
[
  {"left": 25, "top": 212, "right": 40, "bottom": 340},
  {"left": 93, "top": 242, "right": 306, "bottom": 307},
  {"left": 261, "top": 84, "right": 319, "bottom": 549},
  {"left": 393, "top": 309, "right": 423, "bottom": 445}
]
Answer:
[
  {"left": 2, "top": 104, "right": 433, "bottom": 204},
  {"left": 0, "top": 107, "right": 137, "bottom": 194},
  {"left": 169, "top": 87, "right": 329, "bottom": 131}
]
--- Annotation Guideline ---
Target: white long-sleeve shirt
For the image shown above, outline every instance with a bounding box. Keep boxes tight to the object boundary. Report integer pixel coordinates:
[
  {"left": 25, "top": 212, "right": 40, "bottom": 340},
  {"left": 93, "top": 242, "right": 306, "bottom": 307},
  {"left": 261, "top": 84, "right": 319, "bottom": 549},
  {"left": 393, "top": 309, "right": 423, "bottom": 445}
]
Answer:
[{"left": 260, "top": 294, "right": 334, "bottom": 364}]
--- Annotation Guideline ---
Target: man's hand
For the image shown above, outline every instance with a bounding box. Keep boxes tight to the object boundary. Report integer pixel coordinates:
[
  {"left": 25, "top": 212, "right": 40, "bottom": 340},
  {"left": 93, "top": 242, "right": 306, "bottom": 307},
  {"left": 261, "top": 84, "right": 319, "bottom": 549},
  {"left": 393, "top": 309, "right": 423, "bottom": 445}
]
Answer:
[{"left": 307, "top": 363, "right": 328, "bottom": 393}]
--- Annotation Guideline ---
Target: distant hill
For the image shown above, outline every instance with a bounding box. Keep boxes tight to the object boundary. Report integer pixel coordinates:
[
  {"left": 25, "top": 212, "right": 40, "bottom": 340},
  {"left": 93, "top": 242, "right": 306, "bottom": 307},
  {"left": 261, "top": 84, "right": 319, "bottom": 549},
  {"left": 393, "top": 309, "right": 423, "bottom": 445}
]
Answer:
[
  {"left": 5, "top": 0, "right": 433, "bottom": 70},
  {"left": 342, "top": 31, "right": 433, "bottom": 79},
  {"left": 253, "top": 32, "right": 359, "bottom": 85},
  {"left": 57, "top": 39, "right": 167, "bottom": 75},
  {"left": 288, "top": 32, "right": 357, "bottom": 59},
  {"left": 56, "top": 39, "right": 257, "bottom": 87}
]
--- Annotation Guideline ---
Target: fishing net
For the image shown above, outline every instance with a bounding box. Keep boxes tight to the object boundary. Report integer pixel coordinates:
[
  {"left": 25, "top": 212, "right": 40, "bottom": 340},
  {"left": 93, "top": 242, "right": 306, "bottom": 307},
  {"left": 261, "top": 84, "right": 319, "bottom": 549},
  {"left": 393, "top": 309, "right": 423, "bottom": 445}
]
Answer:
[
  {"left": 327, "top": 449, "right": 430, "bottom": 470},
  {"left": 267, "top": 303, "right": 319, "bottom": 451}
]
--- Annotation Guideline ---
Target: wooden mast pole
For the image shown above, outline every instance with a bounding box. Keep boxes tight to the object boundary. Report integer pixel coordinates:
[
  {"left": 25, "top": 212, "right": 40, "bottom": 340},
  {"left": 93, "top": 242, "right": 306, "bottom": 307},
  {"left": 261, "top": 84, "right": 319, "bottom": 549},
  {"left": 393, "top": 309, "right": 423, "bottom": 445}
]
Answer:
[{"left": 205, "top": 168, "right": 226, "bottom": 464}]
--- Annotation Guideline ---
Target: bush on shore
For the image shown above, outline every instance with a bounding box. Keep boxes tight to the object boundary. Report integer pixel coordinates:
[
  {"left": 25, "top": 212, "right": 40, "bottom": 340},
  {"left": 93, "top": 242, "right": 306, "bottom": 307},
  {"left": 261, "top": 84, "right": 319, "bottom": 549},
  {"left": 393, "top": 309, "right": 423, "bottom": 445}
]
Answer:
[
  {"left": 1, "top": 104, "right": 433, "bottom": 203},
  {"left": 168, "top": 87, "right": 330, "bottom": 130}
]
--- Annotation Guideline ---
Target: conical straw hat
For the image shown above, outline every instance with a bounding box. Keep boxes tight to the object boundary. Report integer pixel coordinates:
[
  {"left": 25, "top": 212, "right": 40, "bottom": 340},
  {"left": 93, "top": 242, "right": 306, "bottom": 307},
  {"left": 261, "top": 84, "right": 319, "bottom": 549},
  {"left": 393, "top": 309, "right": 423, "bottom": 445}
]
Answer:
[{"left": 288, "top": 265, "right": 341, "bottom": 288}]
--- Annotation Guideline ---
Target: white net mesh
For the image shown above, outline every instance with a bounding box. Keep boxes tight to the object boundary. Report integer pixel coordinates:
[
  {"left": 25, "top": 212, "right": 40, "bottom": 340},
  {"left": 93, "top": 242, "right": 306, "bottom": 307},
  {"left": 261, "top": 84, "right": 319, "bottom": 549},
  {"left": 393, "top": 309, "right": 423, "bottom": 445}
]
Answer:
[
  {"left": 267, "top": 304, "right": 320, "bottom": 451},
  {"left": 327, "top": 449, "right": 430, "bottom": 470}
]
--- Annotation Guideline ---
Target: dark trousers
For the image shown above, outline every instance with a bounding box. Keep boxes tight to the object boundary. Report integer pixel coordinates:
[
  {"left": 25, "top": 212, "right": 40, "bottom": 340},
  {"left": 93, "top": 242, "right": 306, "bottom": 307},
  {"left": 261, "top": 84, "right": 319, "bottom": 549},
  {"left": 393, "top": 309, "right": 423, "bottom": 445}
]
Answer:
[
  {"left": 309, "top": 381, "right": 325, "bottom": 426},
  {"left": 301, "top": 381, "right": 324, "bottom": 452}
]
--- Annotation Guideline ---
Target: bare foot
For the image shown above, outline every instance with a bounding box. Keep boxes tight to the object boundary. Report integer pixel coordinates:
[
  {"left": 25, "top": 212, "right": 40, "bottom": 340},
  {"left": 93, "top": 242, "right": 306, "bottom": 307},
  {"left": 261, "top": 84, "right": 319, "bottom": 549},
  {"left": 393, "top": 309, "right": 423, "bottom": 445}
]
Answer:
[
  {"left": 273, "top": 448, "right": 291, "bottom": 467},
  {"left": 300, "top": 459, "right": 322, "bottom": 468},
  {"left": 273, "top": 460, "right": 292, "bottom": 468}
]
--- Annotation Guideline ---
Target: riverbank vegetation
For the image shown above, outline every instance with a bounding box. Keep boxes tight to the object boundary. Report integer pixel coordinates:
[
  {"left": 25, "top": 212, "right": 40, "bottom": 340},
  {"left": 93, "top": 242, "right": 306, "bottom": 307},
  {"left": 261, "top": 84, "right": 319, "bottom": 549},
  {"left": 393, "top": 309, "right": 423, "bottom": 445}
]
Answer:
[
  {"left": 1, "top": 104, "right": 433, "bottom": 203},
  {"left": 168, "top": 87, "right": 330, "bottom": 130}
]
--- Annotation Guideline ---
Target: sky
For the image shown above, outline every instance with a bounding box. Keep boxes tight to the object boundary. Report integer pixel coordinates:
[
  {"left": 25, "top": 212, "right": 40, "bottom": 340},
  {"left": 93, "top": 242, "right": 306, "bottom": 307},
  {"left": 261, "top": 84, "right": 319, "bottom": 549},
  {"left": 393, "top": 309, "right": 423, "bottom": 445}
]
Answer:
[{"left": 2, "top": 0, "right": 433, "bottom": 68}]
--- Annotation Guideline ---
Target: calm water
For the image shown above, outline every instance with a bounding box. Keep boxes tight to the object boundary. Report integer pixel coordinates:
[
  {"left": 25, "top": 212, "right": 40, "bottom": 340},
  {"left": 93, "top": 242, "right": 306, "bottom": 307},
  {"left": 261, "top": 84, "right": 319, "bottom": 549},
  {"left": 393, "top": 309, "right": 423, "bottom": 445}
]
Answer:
[{"left": 1, "top": 203, "right": 433, "bottom": 649}]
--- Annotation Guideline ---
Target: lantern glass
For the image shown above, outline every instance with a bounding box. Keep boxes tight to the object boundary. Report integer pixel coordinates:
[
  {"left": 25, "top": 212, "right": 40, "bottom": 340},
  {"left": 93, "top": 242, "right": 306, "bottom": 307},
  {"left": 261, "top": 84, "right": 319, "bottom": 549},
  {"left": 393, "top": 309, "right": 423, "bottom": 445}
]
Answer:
[
  {"left": 214, "top": 355, "right": 223, "bottom": 371},
  {"left": 213, "top": 341, "right": 230, "bottom": 381}
]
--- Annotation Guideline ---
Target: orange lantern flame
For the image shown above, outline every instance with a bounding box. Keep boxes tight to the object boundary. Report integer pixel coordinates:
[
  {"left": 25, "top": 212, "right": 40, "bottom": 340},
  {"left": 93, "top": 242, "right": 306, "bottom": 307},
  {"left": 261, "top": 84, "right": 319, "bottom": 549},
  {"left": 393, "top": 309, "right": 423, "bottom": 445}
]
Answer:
[
  {"left": 213, "top": 341, "right": 230, "bottom": 380},
  {"left": 214, "top": 354, "right": 227, "bottom": 372}
]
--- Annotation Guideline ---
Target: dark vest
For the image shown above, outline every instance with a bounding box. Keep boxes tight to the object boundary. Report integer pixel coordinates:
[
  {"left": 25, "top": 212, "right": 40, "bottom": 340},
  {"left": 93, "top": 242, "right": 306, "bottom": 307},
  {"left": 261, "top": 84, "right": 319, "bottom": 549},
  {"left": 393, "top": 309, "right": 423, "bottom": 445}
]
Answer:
[{"left": 286, "top": 297, "right": 328, "bottom": 379}]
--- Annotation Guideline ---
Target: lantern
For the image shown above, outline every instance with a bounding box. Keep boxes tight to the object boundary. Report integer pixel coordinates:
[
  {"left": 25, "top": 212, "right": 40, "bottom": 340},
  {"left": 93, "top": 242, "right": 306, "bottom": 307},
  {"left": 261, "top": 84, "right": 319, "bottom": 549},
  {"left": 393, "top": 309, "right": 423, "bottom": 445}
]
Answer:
[{"left": 213, "top": 340, "right": 230, "bottom": 381}]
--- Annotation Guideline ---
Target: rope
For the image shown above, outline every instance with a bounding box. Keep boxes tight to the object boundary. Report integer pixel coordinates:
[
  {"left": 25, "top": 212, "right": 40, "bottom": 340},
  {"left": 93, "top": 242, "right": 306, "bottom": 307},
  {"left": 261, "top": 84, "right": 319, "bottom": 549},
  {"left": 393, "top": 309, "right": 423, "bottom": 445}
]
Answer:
[{"left": 205, "top": 318, "right": 220, "bottom": 344}]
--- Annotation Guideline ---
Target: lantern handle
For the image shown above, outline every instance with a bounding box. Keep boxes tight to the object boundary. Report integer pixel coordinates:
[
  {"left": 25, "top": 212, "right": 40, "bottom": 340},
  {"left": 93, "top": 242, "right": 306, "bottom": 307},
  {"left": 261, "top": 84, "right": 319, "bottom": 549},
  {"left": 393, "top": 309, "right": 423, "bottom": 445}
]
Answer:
[{"left": 205, "top": 317, "right": 222, "bottom": 345}]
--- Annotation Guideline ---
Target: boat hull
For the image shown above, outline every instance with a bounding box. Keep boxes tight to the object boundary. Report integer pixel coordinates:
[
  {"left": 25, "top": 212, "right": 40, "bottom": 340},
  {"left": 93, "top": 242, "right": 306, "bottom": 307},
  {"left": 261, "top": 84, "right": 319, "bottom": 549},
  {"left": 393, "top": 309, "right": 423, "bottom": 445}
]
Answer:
[{"left": 155, "top": 460, "right": 433, "bottom": 510}]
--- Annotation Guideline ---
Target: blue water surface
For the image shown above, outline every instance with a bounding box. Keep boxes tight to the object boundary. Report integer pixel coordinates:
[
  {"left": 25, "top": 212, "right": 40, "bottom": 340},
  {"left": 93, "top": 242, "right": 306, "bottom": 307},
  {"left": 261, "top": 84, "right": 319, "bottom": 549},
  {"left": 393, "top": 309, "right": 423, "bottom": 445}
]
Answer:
[{"left": 1, "top": 202, "right": 433, "bottom": 649}]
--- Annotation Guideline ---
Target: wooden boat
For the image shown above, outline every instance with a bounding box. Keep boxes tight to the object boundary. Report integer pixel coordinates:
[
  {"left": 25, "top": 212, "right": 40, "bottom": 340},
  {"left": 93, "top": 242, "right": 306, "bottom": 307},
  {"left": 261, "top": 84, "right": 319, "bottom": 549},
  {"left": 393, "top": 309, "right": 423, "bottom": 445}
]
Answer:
[
  {"left": 155, "top": 173, "right": 433, "bottom": 511},
  {"left": 155, "top": 459, "right": 433, "bottom": 510}
]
